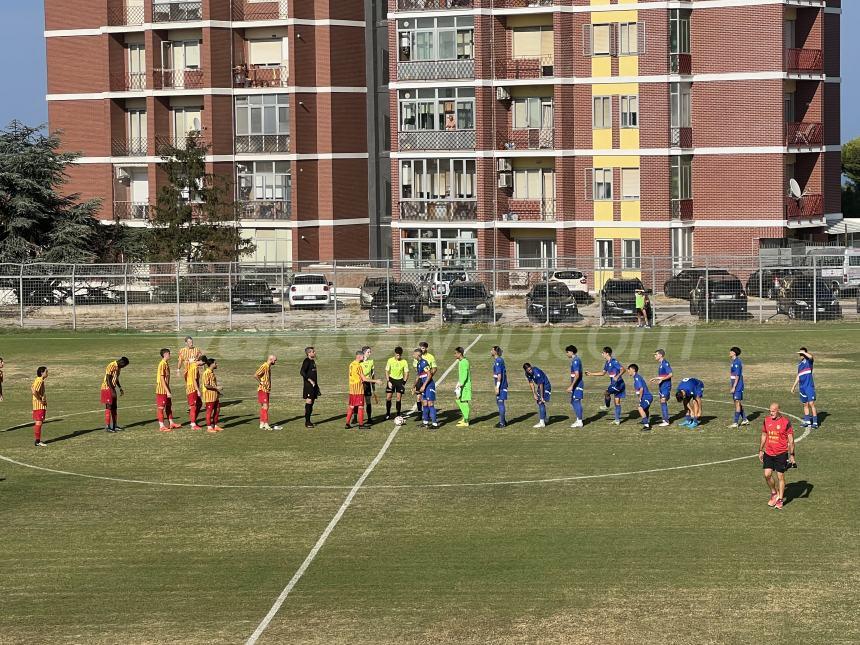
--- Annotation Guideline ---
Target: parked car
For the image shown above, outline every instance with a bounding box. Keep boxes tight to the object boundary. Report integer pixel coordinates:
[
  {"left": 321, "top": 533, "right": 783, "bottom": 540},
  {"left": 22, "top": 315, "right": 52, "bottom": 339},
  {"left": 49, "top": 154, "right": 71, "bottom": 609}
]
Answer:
[
  {"left": 360, "top": 277, "right": 392, "bottom": 309},
  {"left": 689, "top": 275, "right": 748, "bottom": 318},
  {"left": 745, "top": 268, "right": 802, "bottom": 299},
  {"left": 526, "top": 282, "right": 579, "bottom": 323},
  {"left": 663, "top": 268, "right": 730, "bottom": 300},
  {"left": 368, "top": 282, "right": 423, "bottom": 323},
  {"left": 287, "top": 273, "right": 331, "bottom": 309},
  {"left": 418, "top": 268, "right": 472, "bottom": 305},
  {"left": 231, "top": 280, "right": 278, "bottom": 312},
  {"left": 151, "top": 277, "right": 224, "bottom": 304},
  {"left": 776, "top": 278, "right": 842, "bottom": 320},
  {"left": 601, "top": 279, "right": 653, "bottom": 323},
  {"left": 442, "top": 282, "right": 494, "bottom": 323},
  {"left": 546, "top": 269, "right": 589, "bottom": 300}
]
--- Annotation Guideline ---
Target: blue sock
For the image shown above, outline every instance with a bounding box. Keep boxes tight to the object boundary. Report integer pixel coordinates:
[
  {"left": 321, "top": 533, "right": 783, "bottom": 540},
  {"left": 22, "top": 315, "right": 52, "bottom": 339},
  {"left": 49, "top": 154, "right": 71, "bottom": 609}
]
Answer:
[
  {"left": 685, "top": 415, "right": 691, "bottom": 424},
  {"left": 422, "top": 406, "right": 429, "bottom": 422},
  {"left": 572, "top": 399, "right": 583, "bottom": 420},
  {"left": 614, "top": 404, "right": 621, "bottom": 421},
  {"left": 661, "top": 402, "right": 669, "bottom": 421},
  {"left": 538, "top": 403, "right": 547, "bottom": 421},
  {"left": 498, "top": 401, "right": 506, "bottom": 424},
  {"left": 733, "top": 411, "right": 739, "bottom": 423},
  {"left": 604, "top": 396, "right": 611, "bottom": 408},
  {"left": 430, "top": 406, "right": 437, "bottom": 423},
  {"left": 741, "top": 408, "right": 747, "bottom": 421},
  {"left": 813, "top": 415, "right": 818, "bottom": 425},
  {"left": 803, "top": 415, "right": 810, "bottom": 424}
]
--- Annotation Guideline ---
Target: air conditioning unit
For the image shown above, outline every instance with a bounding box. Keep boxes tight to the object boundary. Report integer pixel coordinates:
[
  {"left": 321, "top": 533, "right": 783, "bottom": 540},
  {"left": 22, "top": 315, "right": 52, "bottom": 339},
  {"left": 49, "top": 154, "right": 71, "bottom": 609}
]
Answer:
[
  {"left": 503, "top": 211, "right": 519, "bottom": 221},
  {"left": 497, "top": 158, "right": 512, "bottom": 172},
  {"left": 496, "top": 86, "right": 511, "bottom": 101},
  {"left": 498, "top": 172, "right": 513, "bottom": 189}
]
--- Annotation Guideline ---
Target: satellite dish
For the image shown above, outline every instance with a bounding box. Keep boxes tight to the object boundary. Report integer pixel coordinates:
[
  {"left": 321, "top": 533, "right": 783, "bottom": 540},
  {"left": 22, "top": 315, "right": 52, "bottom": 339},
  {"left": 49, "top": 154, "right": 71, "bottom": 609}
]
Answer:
[
  {"left": 789, "top": 178, "right": 802, "bottom": 199},
  {"left": 192, "top": 117, "right": 201, "bottom": 131}
]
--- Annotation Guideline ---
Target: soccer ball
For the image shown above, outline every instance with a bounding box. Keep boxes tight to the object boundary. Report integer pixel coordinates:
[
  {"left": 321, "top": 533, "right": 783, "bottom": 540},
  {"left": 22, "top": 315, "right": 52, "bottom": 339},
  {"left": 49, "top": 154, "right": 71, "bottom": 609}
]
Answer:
[{"left": 394, "top": 416, "right": 406, "bottom": 426}]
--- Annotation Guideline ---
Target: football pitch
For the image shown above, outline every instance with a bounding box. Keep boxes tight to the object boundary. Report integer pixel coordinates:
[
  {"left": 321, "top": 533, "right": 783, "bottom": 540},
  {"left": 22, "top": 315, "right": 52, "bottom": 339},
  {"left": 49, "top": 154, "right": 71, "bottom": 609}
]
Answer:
[{"left": 1, "top": 325, "right": 858, "bottom": 645}]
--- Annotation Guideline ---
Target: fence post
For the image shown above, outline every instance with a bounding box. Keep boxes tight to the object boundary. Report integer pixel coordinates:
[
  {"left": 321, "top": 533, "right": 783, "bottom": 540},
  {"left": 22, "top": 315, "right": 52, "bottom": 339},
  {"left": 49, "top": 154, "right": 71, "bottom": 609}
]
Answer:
[
  {"left": 227, "top": 262, "right": 233, "bottom": 331},
  {"left": 758, "top": 253, "right": 763, "bottom": 324},
  {"left": 18, "top": 264, "right": 24, "bottom": 328},
  {"left": 545, "top": 263, "right": 550, "bottom": 325},
  {"left": 386, "top": 260, "right": 391, "bottom": 329},
  {"left": 704, "top": 262, "right": 709, "bottom": 324},
  {"left": 492, "top": 258, "right": 498, "bottom": 327},
  {"left": 71, "top": 264, "right": 77, "bottom": 331},
  {"left": 124, "top": 263, "right": 129, "bottom": 331},
  {"left": 813, "top": 256, "right": 818, "bottom": 324},
  {"left": 651, "top": 256, "right": 656, "bottom": 294},
  {"left": 175, "top": 262, "right": 180, "bottom": 331},
  {"left": 280, "top": 262, "right": 286, "bottom": 330},
  {"left": 333, "top": 260, "right": 338, "bottom": 330}
]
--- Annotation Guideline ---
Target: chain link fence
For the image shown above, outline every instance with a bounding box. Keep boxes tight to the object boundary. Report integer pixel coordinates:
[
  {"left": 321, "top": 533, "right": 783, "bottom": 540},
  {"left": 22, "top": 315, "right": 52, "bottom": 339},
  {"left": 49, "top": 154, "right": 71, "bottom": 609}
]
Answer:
[{"left": 0, "top": 255, "right": 857, "bottom": 331}]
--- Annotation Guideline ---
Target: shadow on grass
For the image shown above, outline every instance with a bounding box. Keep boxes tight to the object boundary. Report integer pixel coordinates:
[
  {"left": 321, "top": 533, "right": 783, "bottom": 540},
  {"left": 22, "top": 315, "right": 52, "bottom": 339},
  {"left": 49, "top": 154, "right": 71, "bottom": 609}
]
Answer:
[
  {"left": 46, "top": 426, "right": 103, "bottom": 444},
  {"left": 783, "top": 480, "right": 813, "bottom": 505},
  {"left": 2, "top": 419, "right": 62, "bottom": 433}
]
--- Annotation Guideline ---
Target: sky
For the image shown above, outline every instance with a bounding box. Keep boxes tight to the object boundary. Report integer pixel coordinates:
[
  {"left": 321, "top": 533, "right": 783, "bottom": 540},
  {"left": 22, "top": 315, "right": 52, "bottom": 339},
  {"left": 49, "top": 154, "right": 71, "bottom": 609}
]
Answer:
[{"left": 0, "top": 3, "right": 857, "bottom": 142}]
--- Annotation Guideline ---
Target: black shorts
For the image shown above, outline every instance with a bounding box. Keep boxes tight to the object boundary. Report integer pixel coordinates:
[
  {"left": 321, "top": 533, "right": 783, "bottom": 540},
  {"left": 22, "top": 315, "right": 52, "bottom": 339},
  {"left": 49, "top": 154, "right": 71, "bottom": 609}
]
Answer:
[
  {"left": 386, "top": 378, "right": 405, "bottom": 394},
  {"left": 763, "top": 452, "right": 790, "bottom": 473},
  {"left": 364, "top": 382, "right": 374, "bottom": 397},
  {"left": 302, "top": 383, "right": 320, "bottom": 400}
]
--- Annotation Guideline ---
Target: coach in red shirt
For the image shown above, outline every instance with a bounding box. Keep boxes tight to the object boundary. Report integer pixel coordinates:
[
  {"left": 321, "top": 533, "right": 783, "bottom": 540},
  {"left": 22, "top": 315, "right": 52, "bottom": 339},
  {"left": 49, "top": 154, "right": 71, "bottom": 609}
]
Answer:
[{"left": 759, "top": 402, "right": 796, "bottom": 510}]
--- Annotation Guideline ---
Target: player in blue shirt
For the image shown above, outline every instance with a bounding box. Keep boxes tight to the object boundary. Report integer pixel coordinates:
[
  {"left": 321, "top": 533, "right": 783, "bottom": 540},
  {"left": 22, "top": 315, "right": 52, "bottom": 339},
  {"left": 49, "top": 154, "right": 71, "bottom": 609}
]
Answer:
[
  {"left": 729, "top": 347, "right": 749, "bottom": 428},
  {"left": 523, "top": 363, "right": 552, "bottom": 428},
  {"left": 491, "top": 346, "right": 508, "bottom": 428},
  {"left": 586, "top": 346, "right": 625, "bottom": 425},
  {"left": 676, "top": 377, "right": 704, "bottom": 428},
  {"left": 650, "top": 348, "right": 673, "bottom": 427},
  {"left": 791, "top": 347, "right": 818, "bottom": 428},
  {"left": 413, "top": 348, "right": 438, "bottom": 429},
  {"left": 565, "top": 345, "right": 584, "bottom": 428},
  {"left": 628, "top": 364, "right": 653, "bottom": 431}
]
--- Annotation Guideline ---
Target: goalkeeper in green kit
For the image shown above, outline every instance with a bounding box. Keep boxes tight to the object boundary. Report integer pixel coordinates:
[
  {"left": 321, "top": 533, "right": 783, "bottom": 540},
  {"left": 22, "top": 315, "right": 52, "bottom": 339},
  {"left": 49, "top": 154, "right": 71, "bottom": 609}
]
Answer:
[{"left": 453, "top": 346, "right": 472, "bottom": 427}]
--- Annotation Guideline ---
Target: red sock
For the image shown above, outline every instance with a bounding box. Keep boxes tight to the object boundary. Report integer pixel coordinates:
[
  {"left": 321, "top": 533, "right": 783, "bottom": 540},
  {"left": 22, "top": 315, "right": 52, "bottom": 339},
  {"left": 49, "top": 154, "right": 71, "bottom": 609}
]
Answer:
[
  {"left": 206, "top": 406, "right": 212, "bottom": 427},
  {"left": 358, "top": 407, "right": 365, "bottom": 426},
  {"left": 105, "top": 409, "right": 112, "bottom": 426},
  {"left": 165, "top": 400, "right": 173, "bottom": 420},
  {"left": 213, "top": 403, "right": 220, "bottom": 425},
  {"left": 190, "top": 404, "right": 197, "bottom": 425},
  {"left": 261, "top": 408, "right": 268, "bottom": 424},
  {"left": 346, "top": 406, "right": 354, "bottom": 425},
  {"left": 34, "top": 424, "right": 42, "bottom": 442},
  {"left": 157, "top": 408, "right": 165, "bottom": 425},
  {"left": 111, "top": 407, "right": 118, "bottom": 427}
]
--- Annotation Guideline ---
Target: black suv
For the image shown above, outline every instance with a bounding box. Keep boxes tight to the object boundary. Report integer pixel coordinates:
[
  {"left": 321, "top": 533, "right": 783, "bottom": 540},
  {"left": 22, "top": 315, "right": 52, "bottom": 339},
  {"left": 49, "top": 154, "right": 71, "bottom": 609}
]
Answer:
[
  {"left": 231, "top": 280, "right": 277, "bottom": 312},
  {"left": 664, "top": 268, "right": 730, "bottom": 299},
  {"left": 689, "top": 275, "right": 747, "bottom": 318},
  {"left": 360, "top": 277, "right": 390, "bottom": 309},
  {"left": 526, "top": 283, "right": 579, "bottom": 323},
  {"left": 368, "top": 282, "right": 423, "bottom": 323},
  {"left": 776, "top": 278, "right": 841, "bottom": 320},
  {"left": 601, "top": 279, "right": 652, "bottom": 322},
  {"left": 442, "top": 282, "right": 494, "bottom": 323}
]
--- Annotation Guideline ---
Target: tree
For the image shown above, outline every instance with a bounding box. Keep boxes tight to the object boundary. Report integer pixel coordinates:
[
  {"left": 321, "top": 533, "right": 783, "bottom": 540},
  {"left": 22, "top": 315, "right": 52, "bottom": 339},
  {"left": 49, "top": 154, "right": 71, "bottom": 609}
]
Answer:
[
  {"left": 0, "top": 121, "right": 102, "bottom": 263},
  {"left": 843, "top": 137, "right": 860, "bottom": 218},
  {"left": 149, "top": 133, "right": 255, "bottom": 263}
]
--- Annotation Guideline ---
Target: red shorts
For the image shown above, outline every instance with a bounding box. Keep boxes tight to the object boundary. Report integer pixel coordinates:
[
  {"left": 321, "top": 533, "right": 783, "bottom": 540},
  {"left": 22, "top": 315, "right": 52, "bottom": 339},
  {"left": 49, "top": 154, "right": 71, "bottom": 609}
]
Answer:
[
  {"left": 156, "top": 394, "right": 170, "bottom": 407},
  {"left": 100, "top": 388, "right": 116, "bottom": 405},
  {"left": 258, "top": 391, "right": 270, "bottom": 405},
  {"left": 349, "top": 394, "right": 364, "bottom": 407},
  {"left": 205, "top": 401, "right": 220, "bottom": 410},
  {"left": 33, "top": 409, "right": 46, "bottom": 422},
  {"left": 187, "top": 392, "right": 201, "bottom": 407}
]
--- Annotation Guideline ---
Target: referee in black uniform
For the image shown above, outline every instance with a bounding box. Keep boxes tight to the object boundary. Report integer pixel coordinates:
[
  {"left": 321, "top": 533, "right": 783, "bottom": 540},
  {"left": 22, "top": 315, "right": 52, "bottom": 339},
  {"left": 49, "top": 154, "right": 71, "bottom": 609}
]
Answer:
[{"left": 300, "top": 347, "right": 320, "bottom": 428}]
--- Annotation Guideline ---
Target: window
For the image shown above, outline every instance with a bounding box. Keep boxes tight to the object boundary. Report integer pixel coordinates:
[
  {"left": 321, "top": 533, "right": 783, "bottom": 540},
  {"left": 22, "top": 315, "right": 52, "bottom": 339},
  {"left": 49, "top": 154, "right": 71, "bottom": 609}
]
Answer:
[
  {"left": 593, "top": 96, "right": 611, "bottom": 129},
  {"left": 784, "top": 92, "right": 796, "bottom": 123},
  {"left": 671, "top": 156, "right": 692, "bottom": 201},
  {"left": 513, "top": 168, "right": 555, "bottom": 200},
  {"left": 591, "top": 24, "right": 611, "bottom": 56},
  {"left": 513, "top": 97, "right": 553, "bottom": 129},
  {"left": 163, "top": 39, "right": 200, "bottom": 69},
  {"left": 621, "top": 168, "right": 640, "bottom": 200},
  {"left": 622, "top": 239, "right": 641, "bottom": 269},
  {"left": 172, "top": 106, "right": 201, "bottom": 137},
  {"left": 669, "top": 9, "right": 691, "bottom": 54},
  {"left": 620, "top": 95, "right": 638, "bottom": 128},
  {"left": 619, "top": 23, "right": 638, "bottom": 55},
  {"left": 671, "top": 228, "right": 693, "bottom": 269},
  {"left": 127, "top": 109, "right": 146, "bottom": 140},
  {"left": 594, "top": 168, "right": 613, "bottom": 201},
  {"left": 235, "top": 95, "right": 290, "bottom": 136},
  {"left": 398, "top": 87, "right": 474, "bottom": 131},
  {"left": 248, "top": 38, "right": 284, "bottom": 66},
  {"left": 512, "top": 26, "right": 554, "bottom": 61},
  {"left": 400, "top": 159, "right": 476, "bottom": 200},
  {"left": 128, "top": 43, "right": 145, "bottom": 75},
  {"left": 397, "top": 16, "right": 474, "bottom": 62},
  {"left": 401, "top": 228, "right": 477, "bottom": 269},
  {"left": 237, "top": 161, "right": 291, "bottom": 202},
  {"left": 596, "top": 239, "right": 614, "bottom": 269},
  {"left": 670, "top": 82, "right": 691, "bottom": 128},
  {"left": 517, "top": 239, "right": 556, "bottom": 269}
]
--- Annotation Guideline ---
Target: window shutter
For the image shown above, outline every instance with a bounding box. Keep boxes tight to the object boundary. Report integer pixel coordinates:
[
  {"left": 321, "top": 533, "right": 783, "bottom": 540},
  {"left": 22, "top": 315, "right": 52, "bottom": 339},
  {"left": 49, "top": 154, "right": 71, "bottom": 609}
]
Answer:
[
  {"left": 637, "top": 22, "right": 646, "bottom": 55},
  {"left": 609, "top": 24, "right": 619, "bottom": 57},
  {"left": 584, "top": 168, "right": 594, "bottom": 201},
  {"left": 582, "top": 24, "right": 592, "bottom": 57}
]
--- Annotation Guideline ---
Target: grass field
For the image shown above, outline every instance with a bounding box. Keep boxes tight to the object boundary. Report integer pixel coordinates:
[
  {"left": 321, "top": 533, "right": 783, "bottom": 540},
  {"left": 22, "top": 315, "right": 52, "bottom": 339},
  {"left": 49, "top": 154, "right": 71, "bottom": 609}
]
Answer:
[{"left": 1, "top": 325, "right": 858, "bottom": 645}]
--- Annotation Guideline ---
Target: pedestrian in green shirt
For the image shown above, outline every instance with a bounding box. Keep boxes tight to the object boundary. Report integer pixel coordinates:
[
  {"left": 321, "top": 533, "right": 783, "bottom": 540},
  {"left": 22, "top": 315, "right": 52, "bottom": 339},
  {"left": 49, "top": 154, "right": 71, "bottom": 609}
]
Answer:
[
  {"left": 454, "top": 346, "right": 472, "bottom": 427},
  {"left": 635, "top": 289, "right": 648, "bottom": 328}
]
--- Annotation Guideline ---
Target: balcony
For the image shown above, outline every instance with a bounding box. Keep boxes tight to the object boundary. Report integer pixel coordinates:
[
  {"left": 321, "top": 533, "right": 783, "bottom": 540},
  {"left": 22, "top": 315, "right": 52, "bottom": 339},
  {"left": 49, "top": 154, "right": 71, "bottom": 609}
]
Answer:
[
  {"left": 785, "top": 121, "right": 823, "bottom": 147},
  {"left": 786, "top": 193, "right": 824, "bottom": 220},
  {"left": 786, "top": 48, "right": 823, "bottom": 73},
  {"left": 670, "top": 126, "right": 692, "bottom": 149},
  {"left": 152, "top": 1, "right": 202, "bottom": 22},
  {"left": 493, "top": 0, "right": 554, "bottom": 6},
  {"left": 501, "top": 198, "right": 556, "bottom": 222},
  {"left": 232, "top": 0, "right": 288, "bottom": 21},
  {"left": 232, "top": 64, "right": 289, "bottom": 88},
  {"left": 669, "top": 53, "right": 692, "bottom": 75},
  {"left": 110, "top": 71, "right": 147, "bottom": 92},
  {"left": 107, "top": 2, "right": 145, "bottom": 26},
  {"left": 235, "top": 134, "right": 291, "bottom": 154},
  {"left": 239, "top": 200, "right": 292, "bottom": 221},
  {"left": 497, "top": 128, "right": 554, "bottom": 150},
  {"left": 497, "top": 55, "right": 554, "bottom": 79},
  {"left": 398, "top": 130, "right": 476, "bottom": 150},
  {"left": 155, "top": 134, "right": 208, "bottom": 154},
  {"left": 111, "top": 137, "right": 148, "bottom": 157},
  {"left": 396, "top": 0, "right": 472, "bottom": 9},
  {"left": 397, "top": 59, "right": 475, "bottom": 81},
  {"left": 114, "top": 201, "right": 151, "bottom": 221},
  {"left": 155, "top": 68, "right": 205, "bottom": 90},
  {"left": 399, "top": 200, "right": 478, "bottom": 222},
  {"left": 671, "top": 198, "right": 693, "bottom": 221}
]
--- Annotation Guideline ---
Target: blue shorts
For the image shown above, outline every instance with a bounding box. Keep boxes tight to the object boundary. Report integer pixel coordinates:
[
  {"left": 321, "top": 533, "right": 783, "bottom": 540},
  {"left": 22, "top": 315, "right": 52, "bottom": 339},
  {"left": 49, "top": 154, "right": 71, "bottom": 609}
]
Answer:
[
  {"left": 608, "top": 380, "right": 626, "bottom": 399},
  {"left": 659, "top": 382, "right": 671, "bottom": 399},
  {"left": 571, "top": 385, "right": 584, "bottom": 401},
  {"left": 733, "top": 388, "right": 744, "bottom": 401},
  {"left": 422, "top": 386, "right": 436, "bottom": 402},
  {"left": 537, "top": 390, "right": 551, "bottom": 403},
  {"left": 799, "top": 387, "right": 816, "bottom": 403},
  {"left": 496, "top": 388, "right": 508, "bottom": 402},
  {"left": 640, "top": 395, "right": 653, "bottom": 410}
]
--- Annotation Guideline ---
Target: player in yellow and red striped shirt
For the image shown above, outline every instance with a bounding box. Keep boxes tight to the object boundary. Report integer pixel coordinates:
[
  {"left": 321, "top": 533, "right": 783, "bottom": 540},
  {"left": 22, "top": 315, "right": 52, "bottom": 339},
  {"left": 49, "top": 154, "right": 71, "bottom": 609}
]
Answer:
[
  {"left": 186, "top": 354, "right": 205, "bottom": 431},
  {"left": 254, "top": 355, "right": 281, "bottom": 431},
  {"left": 202, "top": 357, "right": 223, "bottom": 433},
  {"left": 177, "top": 336, "right": 203, "bottom": 378},
  {"left": 32, "top": 366, "right": 48, "bottom": 447},
  {"left": 156, "top": 348, "right": 181, "bottom": 432},
  {"left": 100, "top": 357, "right": 129, "bottom": 433},
  {"left": 346, "top": 350, "right": 379, "bottom": 429}
]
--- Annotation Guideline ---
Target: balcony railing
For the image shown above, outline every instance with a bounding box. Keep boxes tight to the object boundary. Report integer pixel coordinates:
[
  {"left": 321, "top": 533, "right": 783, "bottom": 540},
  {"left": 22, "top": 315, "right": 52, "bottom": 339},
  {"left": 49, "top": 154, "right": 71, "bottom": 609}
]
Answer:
[
  {"left": 107, "top": 2, "right": 145, "bottom": 26},
  {"left": 238, "top": 200, "right": 292, "bottom": 221},
  {"left": 396, "top": 0, "right": 472, "bottom": 9},
  {"left": 501, "top": 198, "right": 556, "bottom": 222},
  {"left": 111, "top": 137, "right": 148, "bottom": 157},
  {"left": 786, "top": 48, "right": 823, "bottom": 72},
  {"left": 110, "top": 71, "right": 147, "bottom": 92},
  {"left": 155, "top": 68, "right": 205, "bottom": 89},
  {"left": 232, "top": 0, "right": 288, "bottom": 21},
  {"left": 232, "top": 64, "right": 289, "bottom": 88},
  {"left": 114, "top": 201, "right": 151, "bottom": 221},
  {"left": 155, "top": 134, "right": 208, "bottom": 154},
  {"left": 671, "top": 198, "right": 694, "bottom": 221},
  {"left": 497, "top": 55, "right": 554, "bottom": 79},
  {"left": 397, "top": 59, "right": 475, "bottom": 81},
  {"left": 493, "top": 0, "right": 554, "bottom": 6},
  {"left": 152, "top": 1, "right": 203, "bottom": 22},
  {"left": 498, "top": 128, "right": 554, "bottom": 150},
  {"left": 669, "top": 52, "right": 692, "bottom": 75},
  {"left": 399, "top": 200, "right": 478, "bottom": 221},
  {"left": 234, "top": 134, "right": 291, "bottom": 154},
  {"left": 670, "top": 126, "right": 693, "bottom": 148},
  {"left": 785, "top": 121, "right": 823, "bottom": 147},
  {"left": 786, "top": 193, "right": 824, "bottom": 219},
  {"left": 398, "top": 130, "right": 476, "bottom": 150}
]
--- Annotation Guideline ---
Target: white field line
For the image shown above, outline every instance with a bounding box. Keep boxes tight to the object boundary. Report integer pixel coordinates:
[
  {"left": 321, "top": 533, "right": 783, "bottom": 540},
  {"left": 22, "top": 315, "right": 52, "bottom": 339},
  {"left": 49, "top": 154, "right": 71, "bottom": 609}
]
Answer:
[{"left": 244, "top": 333, "right": 484, "bottom": 644}]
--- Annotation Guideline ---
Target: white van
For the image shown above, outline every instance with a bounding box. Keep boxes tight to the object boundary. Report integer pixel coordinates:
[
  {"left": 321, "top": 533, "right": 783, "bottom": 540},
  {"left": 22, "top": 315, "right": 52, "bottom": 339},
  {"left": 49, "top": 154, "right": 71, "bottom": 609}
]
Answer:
[{"left": 803, "top": 248, "right": 860, "bottom": 291}]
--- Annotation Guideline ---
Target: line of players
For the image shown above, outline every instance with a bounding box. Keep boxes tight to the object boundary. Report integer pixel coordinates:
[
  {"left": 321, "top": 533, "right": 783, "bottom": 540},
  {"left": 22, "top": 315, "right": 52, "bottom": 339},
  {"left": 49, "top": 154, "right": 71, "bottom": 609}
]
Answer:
[{"left": 13, "top": 337, "right": 819, "bottom": 445}]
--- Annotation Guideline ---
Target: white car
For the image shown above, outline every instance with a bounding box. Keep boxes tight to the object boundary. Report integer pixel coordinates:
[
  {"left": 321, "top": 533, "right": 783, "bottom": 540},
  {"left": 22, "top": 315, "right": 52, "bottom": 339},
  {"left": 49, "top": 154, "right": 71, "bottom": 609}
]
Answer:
[
  {"left": 547, "top": 270, "right": 589, "bottom": 299},
  {"left": 287, "top": 273, "right": 332, "bottom": 309}
]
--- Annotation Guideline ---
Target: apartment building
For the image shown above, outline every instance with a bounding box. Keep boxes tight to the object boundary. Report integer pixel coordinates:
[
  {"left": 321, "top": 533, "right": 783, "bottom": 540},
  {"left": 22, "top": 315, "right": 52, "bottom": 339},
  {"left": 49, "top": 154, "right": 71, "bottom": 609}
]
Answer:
[
  {"left": 388, "top": 0, "right": 842, "bottom": 279},
  {"left": 44, "top": 0, "right": 388, "bottom": 262}
]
